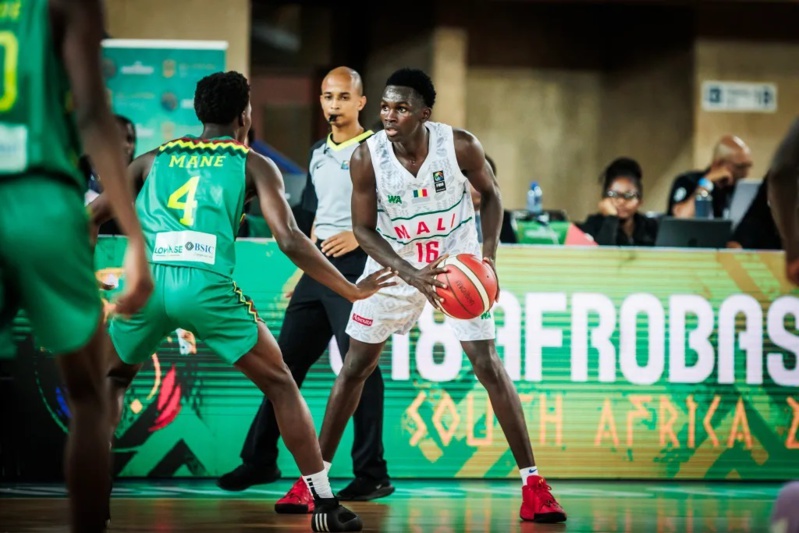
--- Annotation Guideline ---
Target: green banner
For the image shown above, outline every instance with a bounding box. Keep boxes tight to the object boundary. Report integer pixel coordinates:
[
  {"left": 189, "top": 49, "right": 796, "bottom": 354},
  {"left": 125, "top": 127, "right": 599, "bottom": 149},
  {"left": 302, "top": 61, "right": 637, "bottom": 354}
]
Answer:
[
  {"left": 35, "top": 239, "right": 799, "bottom": 479},
  {"left": 101, "top": 39, "right": 227, "bottom": 156}
]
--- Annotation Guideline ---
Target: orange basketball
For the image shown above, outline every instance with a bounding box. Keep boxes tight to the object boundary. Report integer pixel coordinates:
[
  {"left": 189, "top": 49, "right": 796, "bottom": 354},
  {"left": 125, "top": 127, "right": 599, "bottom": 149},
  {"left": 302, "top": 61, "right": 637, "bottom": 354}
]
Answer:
[{"left": 435, "top": 254, "right": 498, "bottom": 319}]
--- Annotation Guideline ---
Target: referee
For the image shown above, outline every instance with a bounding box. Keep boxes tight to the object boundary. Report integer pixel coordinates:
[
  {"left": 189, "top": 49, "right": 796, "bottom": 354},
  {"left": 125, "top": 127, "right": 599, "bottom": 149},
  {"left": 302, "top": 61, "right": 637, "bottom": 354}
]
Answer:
[{"left": 218, "top": 67, "right": 393, "bottom": 507}]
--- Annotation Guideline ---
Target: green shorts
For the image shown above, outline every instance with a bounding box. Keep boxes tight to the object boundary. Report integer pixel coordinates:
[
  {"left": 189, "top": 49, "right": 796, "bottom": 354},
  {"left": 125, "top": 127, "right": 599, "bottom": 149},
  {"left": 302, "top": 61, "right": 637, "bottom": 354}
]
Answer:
[
  {"left": 0, "top": 175, "right": 102, "bottom": 354},
  {"left": 109, "top": 264, "right": 260, "bottom": 365}
]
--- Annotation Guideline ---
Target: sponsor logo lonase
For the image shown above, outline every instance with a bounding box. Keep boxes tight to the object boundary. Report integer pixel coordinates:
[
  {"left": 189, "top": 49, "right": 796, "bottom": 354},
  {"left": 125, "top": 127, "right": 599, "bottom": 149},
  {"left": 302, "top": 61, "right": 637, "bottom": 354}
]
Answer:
[{"left": 352, "top": 313, "right": 373, "bottom": 326}]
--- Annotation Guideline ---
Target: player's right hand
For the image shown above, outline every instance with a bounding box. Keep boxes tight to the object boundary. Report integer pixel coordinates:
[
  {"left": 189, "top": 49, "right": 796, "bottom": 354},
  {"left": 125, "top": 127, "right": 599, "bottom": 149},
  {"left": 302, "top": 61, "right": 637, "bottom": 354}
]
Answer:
[
  {"left": 350, "top": 267, "right": 397, "bottom": 301},
  {"left": 401, "top": 255, "right": 449, "bottom": 311},
  {"left": 115, "top": 238, "right": 154, "bottom": 317}
]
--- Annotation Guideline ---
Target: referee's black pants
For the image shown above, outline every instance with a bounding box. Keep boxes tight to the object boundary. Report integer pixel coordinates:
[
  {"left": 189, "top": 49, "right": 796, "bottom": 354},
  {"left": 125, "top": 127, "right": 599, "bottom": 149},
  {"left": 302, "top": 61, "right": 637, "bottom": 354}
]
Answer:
[{"left": 239, "top": 245, "right": 389, "bottom": 481}]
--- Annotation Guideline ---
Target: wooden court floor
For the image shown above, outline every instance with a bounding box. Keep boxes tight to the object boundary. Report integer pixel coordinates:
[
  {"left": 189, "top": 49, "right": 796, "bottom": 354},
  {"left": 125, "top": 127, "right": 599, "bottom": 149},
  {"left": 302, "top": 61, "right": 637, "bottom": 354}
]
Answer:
[{"left": 0, "top": 479, "right": 782, "bottom": 532}]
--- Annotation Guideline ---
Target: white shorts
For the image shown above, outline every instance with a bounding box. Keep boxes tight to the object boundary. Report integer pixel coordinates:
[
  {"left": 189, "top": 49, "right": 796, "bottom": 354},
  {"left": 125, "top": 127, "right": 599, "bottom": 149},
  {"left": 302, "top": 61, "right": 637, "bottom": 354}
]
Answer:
[{"left": 346, "top": 262, "right": 496, "bottom": 345}]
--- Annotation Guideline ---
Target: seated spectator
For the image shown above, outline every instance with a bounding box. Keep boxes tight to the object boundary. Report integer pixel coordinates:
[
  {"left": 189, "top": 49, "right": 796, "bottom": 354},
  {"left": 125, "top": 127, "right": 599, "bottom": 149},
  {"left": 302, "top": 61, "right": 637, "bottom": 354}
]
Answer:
[
  {"left": 668, "top": 135, "right": 752, "bottom": 219},
  {"left": 578, "top": 157, "right": 658, "bottom": 246}
]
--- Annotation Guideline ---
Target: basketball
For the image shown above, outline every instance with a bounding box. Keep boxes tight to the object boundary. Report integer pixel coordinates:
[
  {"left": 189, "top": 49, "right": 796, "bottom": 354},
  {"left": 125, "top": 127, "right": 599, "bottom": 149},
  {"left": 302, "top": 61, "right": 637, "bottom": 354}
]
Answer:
[{"left": 435, "top": 254, "right": 498, "bottom": 320}]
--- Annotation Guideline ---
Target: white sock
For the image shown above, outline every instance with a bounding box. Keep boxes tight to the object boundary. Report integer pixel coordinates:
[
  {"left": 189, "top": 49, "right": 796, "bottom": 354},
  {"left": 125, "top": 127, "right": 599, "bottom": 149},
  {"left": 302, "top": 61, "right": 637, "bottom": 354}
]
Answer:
[
  {"left": 324, "top": 461, "right": 332, "bottom": 474},
  {"left": 520, "top": 466, "right": 539, "bottom": 485},
  {"left": 303, "top": 469, "right": 334, "bottom": 499}
]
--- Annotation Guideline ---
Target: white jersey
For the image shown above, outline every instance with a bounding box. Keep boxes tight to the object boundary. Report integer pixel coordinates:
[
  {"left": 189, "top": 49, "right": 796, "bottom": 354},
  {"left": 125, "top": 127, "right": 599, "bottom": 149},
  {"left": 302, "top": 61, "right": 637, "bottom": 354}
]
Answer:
[
  {"left": 347, "top": 121, "right": 494, "bottom": 345},
  {"left": 367, "top": 121, "right": 481, "bottom": 267}
]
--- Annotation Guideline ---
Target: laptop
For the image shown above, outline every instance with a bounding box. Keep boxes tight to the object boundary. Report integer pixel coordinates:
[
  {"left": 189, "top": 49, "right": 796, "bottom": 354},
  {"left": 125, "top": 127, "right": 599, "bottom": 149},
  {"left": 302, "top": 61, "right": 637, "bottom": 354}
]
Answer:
[
  {"left": 728, "top": 179, "right": 762, "bottom": 231},
  {"left": 655, "top": 217, "right": 732, "bottom": 249}
]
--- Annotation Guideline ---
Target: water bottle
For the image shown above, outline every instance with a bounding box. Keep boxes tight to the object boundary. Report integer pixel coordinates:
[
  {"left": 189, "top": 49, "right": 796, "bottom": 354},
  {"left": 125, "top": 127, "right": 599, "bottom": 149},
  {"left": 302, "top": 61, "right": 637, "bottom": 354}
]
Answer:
[
  {"left": 695, "top": 178, "right": 714, "bottom": 219},
  {"left": 527, "top": 181, "right": 543, "bottom": 216}
]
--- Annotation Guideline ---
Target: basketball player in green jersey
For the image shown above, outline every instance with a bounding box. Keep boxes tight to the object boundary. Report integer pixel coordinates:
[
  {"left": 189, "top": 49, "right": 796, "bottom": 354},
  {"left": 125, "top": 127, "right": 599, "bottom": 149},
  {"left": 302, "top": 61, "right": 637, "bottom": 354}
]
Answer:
[
  {"left": 0, "top": 1, "right": 152, "bottom": 531},
  {"left": 90, "top": 72, "right": 391, "bottom": 532}
]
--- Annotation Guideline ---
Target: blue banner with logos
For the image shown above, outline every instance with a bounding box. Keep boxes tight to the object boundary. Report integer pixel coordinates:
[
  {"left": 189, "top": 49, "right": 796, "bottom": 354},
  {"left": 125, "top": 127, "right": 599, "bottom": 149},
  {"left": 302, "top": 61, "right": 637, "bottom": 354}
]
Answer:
[{"left": 101, "top": 39, "right": 227, "bottom": 157}]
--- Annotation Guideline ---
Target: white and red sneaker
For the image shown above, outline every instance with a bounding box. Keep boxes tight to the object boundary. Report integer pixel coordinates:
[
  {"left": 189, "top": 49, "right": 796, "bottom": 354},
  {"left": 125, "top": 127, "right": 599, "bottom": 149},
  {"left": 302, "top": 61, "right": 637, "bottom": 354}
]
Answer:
[
  {"left": 520, "top": 475, "right": 567, "bottom": 523},
  {"left": 275, "top": 477, "right": 314, "bottom": 514}
]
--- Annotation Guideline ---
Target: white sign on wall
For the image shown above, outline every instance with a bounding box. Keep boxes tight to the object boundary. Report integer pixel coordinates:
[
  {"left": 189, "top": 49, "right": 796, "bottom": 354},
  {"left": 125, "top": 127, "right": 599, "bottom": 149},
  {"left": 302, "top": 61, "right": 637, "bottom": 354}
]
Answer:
[{"left": 702, "top": 81, "right": 777, "bottom": 113}]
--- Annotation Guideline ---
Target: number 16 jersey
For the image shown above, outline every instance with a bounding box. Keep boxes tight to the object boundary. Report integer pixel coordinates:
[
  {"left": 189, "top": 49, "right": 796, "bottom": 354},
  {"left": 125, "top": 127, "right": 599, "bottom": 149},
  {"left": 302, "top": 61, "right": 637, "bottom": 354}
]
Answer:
[
  {"left": 367, "top": 121, "right": 481, "bottom": 268},
  {"left": 138, "top": 136, "right": 249, "bottom": 278}
]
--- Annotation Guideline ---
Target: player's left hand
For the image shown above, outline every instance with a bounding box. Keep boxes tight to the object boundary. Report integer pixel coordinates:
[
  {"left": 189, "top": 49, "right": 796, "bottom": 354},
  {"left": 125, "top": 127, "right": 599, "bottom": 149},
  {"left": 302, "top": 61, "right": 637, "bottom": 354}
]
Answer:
[
  {"left": 321, "top": 231, "right": 359, "bottom": 257},
  {"left": 483, "top": 257, "right": 501, "bottom": 301}
]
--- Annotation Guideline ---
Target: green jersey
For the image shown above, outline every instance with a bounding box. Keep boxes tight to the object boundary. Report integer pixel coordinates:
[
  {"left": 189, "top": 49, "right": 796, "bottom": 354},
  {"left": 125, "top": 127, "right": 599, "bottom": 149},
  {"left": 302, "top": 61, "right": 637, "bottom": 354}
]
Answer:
[
  {"left": 0, "top": 0, "right": 82, "bottom": 187},
  {"left": 138, "top": 136, "right": 249, "bottom": 278}
]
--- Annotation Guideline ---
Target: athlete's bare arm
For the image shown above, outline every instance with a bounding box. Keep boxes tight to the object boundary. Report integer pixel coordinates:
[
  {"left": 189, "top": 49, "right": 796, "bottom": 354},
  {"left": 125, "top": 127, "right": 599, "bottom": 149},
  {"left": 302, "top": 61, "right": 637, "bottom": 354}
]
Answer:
[
  {"left": 768, "top": 117, "right": 799, "bottom": 284},
  {"left": 350, "top": 143, "right": 447, "bottom": 308},
  {"left": 247, "top": 151, "right": 393, "bottom": 301},
  {"left": 54, "top": 0, "right": 151, "bottom": 314},
  {"left": 90, "top": 151, "right": 156, "bottom": 227},
  {"left": 453, "top": 129, "right": 502, "bottom": 263}
]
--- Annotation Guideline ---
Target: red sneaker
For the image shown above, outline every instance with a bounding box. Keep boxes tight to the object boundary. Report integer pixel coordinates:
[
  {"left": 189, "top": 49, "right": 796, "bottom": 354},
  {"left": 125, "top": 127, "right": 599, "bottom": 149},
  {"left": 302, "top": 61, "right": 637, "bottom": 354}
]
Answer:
[
  {"left": 275, "top": 477, "right": 315, "bottom": 514},
  {"left": 520, "top": 475, "right": 567, "bottom": 523}
]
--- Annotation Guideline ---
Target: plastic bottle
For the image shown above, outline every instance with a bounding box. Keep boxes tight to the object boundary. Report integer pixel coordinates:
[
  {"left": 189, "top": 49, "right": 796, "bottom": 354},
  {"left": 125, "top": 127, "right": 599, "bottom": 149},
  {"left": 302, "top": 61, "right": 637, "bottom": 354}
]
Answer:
[
  {"left": 695, "top": 177, "right": 714, "bottom": 219},
  {"left": 527, "top": 181, "right": 543, "bottom": 216}
]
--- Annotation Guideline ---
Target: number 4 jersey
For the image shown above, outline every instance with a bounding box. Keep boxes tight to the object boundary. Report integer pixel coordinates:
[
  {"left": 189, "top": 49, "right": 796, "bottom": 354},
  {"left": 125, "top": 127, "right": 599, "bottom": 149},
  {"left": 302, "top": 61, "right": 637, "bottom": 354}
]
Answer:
[
  {"left": 137, "top": 136, "right": 248, "bottom": 278},
  {"left": 0, "top": 0, "right": 83, "bottom": 187}
]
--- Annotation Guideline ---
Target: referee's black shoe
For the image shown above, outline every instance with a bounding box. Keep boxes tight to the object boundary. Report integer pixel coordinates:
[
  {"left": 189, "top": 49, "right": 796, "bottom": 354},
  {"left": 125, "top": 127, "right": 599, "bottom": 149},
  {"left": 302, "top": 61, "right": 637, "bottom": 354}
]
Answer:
[{"left": 336, "top": 477, "right": 395, "bottom": 502}]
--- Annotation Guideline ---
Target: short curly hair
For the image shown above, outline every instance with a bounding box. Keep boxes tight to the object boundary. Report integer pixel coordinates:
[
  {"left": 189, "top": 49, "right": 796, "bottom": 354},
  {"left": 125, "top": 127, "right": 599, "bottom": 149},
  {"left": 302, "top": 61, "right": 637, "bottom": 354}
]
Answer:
[
  {"left": 386, "top": 68, "right": 436, "bottom": 108},
  {"left": 194, "top": 71, "right": 250, "bottom": 124}
]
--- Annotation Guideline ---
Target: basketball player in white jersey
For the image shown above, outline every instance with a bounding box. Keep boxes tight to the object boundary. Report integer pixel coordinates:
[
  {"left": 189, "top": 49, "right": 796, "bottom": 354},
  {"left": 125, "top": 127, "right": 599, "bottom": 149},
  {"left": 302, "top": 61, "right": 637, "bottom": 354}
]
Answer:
[{"left": 316, "top": 68, "right": 566, "bottom": 523}]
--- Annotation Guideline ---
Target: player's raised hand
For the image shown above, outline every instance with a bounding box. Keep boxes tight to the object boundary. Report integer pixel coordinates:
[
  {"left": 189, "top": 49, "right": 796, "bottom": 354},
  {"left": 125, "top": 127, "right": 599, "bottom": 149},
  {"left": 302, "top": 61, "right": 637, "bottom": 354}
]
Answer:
[
  {"left": 115, "top": 238, "right": 153, "bottom": 317},
  {"left": 350, "top": 267, "right": 397, "bottom": 301},
  {"left": 402, "top": 254, "right": 449, "bottom": 311}
]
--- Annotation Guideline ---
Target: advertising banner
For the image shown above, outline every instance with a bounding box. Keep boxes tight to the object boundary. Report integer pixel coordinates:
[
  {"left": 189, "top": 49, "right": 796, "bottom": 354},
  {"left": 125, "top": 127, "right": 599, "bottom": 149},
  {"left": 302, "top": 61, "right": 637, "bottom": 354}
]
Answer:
[
  {"left": 9, "top": 240, "right": 799, "bottom": 480},
  {"left": 102, "top": 39, "right": 227, "bottom": 156}
]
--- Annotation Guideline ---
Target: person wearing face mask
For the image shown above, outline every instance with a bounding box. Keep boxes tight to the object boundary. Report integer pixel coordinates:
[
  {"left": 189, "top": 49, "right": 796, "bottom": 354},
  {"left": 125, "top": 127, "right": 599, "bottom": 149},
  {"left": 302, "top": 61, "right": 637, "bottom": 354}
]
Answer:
[
  {"left": 578, "top": 157, "right": 658, "bottom": 246},
  {"left": 218, "top": 67, "right": 394, "bottom": 509}
]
